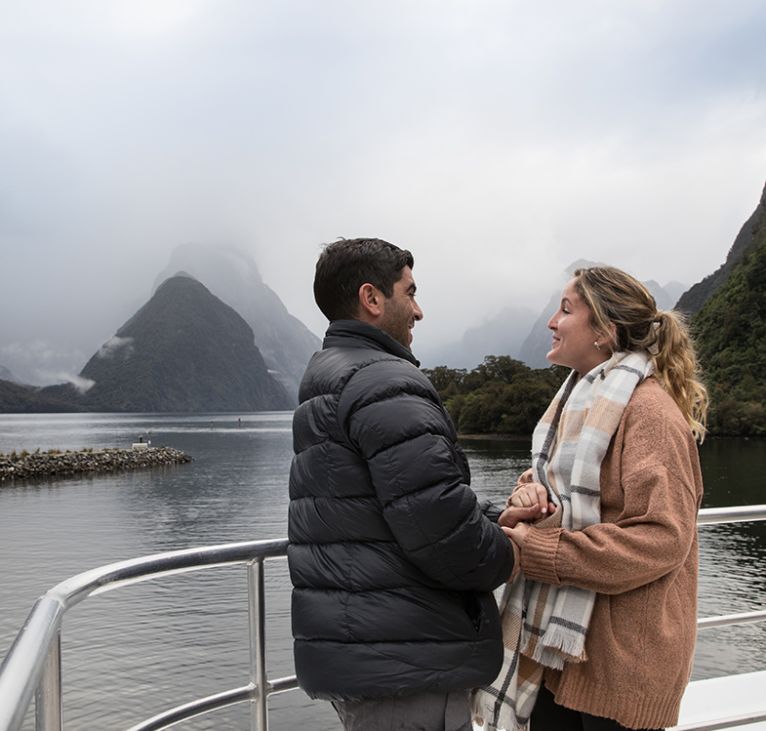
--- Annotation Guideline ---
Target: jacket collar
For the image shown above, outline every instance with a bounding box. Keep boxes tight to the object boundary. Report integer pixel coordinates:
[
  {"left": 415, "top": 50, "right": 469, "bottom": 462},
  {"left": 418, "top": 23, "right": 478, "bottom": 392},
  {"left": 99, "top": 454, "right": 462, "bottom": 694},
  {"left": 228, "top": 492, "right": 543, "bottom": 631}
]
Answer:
[{"left": 323, "top": 320, "right": 420, "bottom": 367}]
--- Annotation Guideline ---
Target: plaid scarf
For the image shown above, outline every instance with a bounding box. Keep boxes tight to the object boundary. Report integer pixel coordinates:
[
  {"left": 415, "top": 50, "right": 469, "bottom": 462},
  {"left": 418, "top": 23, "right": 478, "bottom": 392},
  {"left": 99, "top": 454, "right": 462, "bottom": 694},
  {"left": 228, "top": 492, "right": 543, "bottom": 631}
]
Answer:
[{"left": 473, "top": 351, "right": 654, "bottom": 731}]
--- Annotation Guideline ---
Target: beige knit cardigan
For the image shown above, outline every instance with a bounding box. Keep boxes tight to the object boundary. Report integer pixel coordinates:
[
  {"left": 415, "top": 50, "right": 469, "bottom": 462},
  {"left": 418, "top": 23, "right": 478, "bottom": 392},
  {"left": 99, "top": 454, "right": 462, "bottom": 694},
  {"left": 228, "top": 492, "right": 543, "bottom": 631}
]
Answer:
[{"left": 517, "top": 378, "right": 704, "bottom": 729}]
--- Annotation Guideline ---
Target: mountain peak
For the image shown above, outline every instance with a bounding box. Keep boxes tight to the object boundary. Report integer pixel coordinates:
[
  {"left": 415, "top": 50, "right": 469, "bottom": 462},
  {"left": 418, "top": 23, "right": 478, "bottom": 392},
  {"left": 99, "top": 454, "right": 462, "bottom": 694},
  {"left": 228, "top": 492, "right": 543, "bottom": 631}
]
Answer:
[
  {"left": 0, "top": 365, "right": 20, "bottom": 384},
  {"left": 153, "top": 244, "right": 320, "bottom": 399},
  {"left": 566, "top": 258, "right": 601, "bottom": 275},
  {"left": 155, "top": 243, "right": 264, "bottom": 293},
  {"left": 676, "top": 182, "right": 765, "bottom": 314},
  {"left": 77, "top": 273, "right": 292, "bottom": 412}
]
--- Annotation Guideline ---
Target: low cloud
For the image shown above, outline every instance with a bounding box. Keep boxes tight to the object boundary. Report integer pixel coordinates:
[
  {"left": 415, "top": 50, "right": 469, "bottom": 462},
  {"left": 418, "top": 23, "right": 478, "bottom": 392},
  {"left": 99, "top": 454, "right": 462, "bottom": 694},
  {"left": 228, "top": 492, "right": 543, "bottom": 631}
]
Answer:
[
  {"left": 0, "top": 340, "right": 88, "bottom": 386},
  {"left": 58, "top": 373, "right": 95, "bottom": 394},
  {"left": 97, "top": 336, "right": 134, "bottom": 359}
]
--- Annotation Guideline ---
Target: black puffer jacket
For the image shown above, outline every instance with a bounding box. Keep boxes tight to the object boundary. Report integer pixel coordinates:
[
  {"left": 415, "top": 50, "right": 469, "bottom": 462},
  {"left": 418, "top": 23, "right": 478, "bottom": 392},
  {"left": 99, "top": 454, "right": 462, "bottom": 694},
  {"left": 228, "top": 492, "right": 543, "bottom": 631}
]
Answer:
[{"left": 288, "top": 320, "right": 514, "bottom": 700}]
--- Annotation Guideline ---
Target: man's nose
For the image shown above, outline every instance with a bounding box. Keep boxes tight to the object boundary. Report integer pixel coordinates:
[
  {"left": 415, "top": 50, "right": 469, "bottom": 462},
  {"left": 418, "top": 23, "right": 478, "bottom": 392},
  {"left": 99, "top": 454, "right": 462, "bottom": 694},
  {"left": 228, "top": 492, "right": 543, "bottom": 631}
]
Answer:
[{"left": 414, "top": 302, "right": 424, "bottom": 321}]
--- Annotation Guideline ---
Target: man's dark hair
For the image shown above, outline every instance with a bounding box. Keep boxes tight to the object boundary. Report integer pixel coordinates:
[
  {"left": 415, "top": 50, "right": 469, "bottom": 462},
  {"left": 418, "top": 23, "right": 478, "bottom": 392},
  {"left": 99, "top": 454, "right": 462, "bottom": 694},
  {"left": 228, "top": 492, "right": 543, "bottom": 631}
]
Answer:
[{"left": 313, "top": 238, "right": 414, "bottom": 321}]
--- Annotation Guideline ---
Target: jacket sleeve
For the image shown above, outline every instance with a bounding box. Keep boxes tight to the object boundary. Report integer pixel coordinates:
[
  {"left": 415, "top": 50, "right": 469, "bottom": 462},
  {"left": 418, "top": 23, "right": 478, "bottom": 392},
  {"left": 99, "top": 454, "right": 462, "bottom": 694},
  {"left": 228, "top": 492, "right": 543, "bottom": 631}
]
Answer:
[
  {"left": 519, "top": 392, "right": 702, "bottom": 595},
  {"left": 339, "top": 359, "right": 514, "bottom": 591},
  {"left": 479, "top": 499, "right": 504, "bottom": 524}
]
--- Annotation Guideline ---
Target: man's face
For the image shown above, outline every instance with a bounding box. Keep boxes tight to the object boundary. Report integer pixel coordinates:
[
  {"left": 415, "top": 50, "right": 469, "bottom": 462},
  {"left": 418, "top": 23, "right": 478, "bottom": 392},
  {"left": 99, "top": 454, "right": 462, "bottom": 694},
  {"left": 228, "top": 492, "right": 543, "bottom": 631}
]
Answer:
[{"left": 378, "top": 266, "right": 424, "bottom": 349}]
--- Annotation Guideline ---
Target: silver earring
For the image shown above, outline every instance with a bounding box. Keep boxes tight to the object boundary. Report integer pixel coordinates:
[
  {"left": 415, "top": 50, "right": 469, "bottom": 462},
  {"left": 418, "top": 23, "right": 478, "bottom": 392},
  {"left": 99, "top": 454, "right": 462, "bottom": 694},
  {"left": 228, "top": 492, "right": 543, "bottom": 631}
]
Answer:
[{"left": 593, "top": 341, "right": 601, "bottom": 351}]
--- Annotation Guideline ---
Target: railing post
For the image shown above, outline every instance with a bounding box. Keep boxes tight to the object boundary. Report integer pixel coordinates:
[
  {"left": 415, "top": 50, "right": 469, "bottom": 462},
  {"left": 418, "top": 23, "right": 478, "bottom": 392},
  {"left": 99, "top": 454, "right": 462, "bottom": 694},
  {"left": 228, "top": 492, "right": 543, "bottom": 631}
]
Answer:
[
  {"left": 35, "top": 630, "right": 62, "bottom": 731},
  {"left": 247, "top": 559, "right": 268, "bottom": 731}
]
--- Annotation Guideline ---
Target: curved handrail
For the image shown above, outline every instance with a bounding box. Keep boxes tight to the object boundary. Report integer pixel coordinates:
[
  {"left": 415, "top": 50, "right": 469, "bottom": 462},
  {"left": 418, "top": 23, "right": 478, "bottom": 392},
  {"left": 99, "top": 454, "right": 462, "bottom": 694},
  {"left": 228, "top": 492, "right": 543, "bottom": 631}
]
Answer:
[
  {"left": 1, "top": 507, "right": 765, "bottom": 731},
  {"left": 49, "top": 537, "right": 290, "bottom": 610},
  {"left": 0, "top": 539, "right": 289, "bottom": 731},
  {"left": 126, "top": 675, "right": 300, "bottom": 731},
  {"left": 697, "top": 504, "right": 766, "bottom": 526}
]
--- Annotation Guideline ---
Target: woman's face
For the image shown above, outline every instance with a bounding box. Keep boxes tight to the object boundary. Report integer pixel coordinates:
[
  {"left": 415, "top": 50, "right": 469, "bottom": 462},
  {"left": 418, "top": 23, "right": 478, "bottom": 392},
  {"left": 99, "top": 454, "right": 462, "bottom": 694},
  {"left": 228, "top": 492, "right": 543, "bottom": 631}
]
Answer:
[{"left": 546, "top": 278, "right": 610, "bottom": 375}]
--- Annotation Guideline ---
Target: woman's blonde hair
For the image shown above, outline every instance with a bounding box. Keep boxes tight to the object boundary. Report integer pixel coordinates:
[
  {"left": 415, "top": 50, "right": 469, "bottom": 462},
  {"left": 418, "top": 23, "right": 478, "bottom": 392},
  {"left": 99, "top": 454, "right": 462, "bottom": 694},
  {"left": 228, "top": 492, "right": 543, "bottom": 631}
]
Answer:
[{"left": 573, "top": 266, "right": 709, "bottom": 441}]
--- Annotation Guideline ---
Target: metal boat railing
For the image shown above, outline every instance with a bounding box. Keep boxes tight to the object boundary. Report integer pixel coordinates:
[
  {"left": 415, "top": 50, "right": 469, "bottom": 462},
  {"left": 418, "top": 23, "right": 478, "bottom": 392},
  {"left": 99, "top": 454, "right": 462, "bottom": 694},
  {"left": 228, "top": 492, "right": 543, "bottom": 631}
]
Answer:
[
  {"left": 0, "top": 506, "right": 765, "bottom": 731},
  {"left": 0, "top": 538, "right": 292, "bottom": 731}
]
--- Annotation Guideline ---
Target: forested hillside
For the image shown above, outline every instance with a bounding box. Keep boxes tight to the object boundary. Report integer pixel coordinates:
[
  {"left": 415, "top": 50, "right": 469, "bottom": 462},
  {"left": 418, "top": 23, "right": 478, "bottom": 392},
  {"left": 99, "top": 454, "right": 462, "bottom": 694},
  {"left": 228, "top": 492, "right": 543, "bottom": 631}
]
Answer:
[{"left": 692, "top": 201, "right": 766, "bottom": 436}]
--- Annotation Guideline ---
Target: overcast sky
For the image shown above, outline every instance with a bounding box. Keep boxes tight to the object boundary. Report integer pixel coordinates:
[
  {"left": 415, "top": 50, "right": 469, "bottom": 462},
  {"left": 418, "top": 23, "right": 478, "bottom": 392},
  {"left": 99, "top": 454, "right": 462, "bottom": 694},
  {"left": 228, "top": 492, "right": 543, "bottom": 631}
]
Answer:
[{"left": 1, "top": 1, "right": 765, "bottom": 384}]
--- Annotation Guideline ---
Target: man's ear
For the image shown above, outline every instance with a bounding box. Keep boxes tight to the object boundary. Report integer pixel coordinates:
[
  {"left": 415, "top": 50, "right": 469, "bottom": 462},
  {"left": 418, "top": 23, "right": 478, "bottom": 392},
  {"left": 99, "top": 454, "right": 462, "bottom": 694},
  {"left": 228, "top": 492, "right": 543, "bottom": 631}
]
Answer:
[{"left": 358, "top": 283, "right": 383, "bottom": 319}]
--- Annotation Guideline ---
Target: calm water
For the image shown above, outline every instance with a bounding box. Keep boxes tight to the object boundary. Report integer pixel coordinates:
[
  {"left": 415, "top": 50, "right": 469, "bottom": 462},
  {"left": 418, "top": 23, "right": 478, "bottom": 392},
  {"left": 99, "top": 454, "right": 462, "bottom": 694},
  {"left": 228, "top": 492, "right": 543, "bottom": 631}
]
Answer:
[{"left": 0, "top": 414, "right": 764, "bottom": 730}]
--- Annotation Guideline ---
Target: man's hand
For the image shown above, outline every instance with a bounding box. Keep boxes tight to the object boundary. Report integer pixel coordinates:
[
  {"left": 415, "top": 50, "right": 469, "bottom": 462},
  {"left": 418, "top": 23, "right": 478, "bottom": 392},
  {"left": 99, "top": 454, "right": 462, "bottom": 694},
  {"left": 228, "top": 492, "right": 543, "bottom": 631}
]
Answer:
[
  {"left": 501, "top": 522, "right": 530, "bottom": 547},
  {"left": 498, "top": 504, "right": 545, "bottom": 529}
]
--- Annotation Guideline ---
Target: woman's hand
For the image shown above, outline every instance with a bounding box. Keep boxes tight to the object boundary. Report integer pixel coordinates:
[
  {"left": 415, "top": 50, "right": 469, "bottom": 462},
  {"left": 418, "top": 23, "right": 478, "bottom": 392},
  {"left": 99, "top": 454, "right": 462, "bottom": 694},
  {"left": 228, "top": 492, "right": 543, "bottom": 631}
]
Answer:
[
  {"left": 507, "top": 482, "right": 556, "bottom": 516},
  {"left": 516, "top": 468, "right": 534, "bottom": 485}
]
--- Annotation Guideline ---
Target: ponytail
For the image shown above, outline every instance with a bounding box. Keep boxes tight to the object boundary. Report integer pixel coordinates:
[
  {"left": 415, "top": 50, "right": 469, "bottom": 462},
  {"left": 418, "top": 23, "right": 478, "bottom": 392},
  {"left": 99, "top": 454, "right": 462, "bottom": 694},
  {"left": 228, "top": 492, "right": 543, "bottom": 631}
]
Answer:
[
  {"left": 650, "top": 311, "right": 708, "bottom": 442},
  {"left": 575, "top": 266, "right": 709, "bottom": 442}
]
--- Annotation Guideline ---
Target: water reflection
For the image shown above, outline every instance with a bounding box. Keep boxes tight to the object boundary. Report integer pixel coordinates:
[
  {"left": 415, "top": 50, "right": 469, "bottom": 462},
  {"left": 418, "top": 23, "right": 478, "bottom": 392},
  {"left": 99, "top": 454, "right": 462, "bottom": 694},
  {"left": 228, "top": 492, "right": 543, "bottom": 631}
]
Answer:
[{"left": 0, "top": 416, "right": 764, "bottom": 729}]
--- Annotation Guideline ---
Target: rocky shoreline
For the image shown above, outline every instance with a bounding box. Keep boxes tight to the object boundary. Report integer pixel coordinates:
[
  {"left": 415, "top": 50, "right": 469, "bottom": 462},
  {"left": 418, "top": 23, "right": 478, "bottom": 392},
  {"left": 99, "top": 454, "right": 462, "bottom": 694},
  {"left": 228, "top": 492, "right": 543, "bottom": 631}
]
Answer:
[{"left": 0, "top": 446, "right": 193, "bottom": 482}]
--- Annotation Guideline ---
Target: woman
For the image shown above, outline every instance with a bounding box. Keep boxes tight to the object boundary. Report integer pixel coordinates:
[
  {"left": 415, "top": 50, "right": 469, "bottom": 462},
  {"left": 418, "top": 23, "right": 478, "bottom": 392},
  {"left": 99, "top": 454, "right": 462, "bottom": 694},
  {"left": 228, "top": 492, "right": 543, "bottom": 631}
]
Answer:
[{"left": 473, "top": 266, "right": 708, "bottom": 731}]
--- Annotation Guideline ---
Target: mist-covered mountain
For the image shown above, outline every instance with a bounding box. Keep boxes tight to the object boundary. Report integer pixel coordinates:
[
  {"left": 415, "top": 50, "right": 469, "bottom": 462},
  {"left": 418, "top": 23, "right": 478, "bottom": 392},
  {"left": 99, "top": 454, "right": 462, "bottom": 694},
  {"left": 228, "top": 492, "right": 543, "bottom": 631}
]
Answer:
[
  {"left": 517, "top": 260, "right": 688, "bottom": 368},
  {"left": 153, "top": 244, "right": 320, "bottom": 400},
  {"left": 691, "top": 181, "right": 766, "bottom": 435},
  {"left": 420, "top": 259, "right": 687, "bottom": 371},
  {"left": 676, "top": 184, "right": 765, "bottom": 315},
  {"left": 74, "top": 275, "right": 293, "bottom": 412},
  {"left": 2, "top": 275, "right": 295, "bottom": 414},
  {"left": 0, "top": 379, "right": 80, "bottom": 413},
  {"left": 645, "top": 280, "right": 688, "bottom": 310},
  {"left": 418, "top": 305, "right": 536, "bottom": 369},
  {"left": 0, "top": 365, "right": 20, "bottom": 384}
]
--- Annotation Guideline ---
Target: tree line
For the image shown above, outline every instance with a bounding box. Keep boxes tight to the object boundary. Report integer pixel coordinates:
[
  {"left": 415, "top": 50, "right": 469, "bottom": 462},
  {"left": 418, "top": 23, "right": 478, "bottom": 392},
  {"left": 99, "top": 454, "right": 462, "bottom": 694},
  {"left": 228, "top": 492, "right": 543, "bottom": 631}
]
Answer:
[
  {"left": 422, "top": 356, "right": 569, "bottom": 437},
  {"left": 425, "top": 335, "right": 764, "bottom": 439}
]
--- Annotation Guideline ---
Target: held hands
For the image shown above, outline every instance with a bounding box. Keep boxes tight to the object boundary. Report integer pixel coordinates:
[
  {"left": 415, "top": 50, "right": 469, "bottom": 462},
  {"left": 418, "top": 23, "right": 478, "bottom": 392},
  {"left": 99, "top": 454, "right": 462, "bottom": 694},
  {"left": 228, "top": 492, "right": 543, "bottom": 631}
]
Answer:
[
  {"left": 507, "top": 482, "right": 556, "bottom": 516},
  {"left": 498, "top": 479, "right": 557, "bottom": 547}
]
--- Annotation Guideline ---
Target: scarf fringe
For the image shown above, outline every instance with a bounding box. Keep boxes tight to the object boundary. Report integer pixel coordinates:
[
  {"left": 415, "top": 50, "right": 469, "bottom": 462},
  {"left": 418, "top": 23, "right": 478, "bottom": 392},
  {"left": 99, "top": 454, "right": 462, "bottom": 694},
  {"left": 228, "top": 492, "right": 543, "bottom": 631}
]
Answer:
[
  {"left": 527, "top": 627, "right": 588, "bottom": 668},
  {"left": 475, "top": 719, "right": 528, "bottom": 731},
  {"left": 473, "top": 708, "right": 529, "bottom": 731}
]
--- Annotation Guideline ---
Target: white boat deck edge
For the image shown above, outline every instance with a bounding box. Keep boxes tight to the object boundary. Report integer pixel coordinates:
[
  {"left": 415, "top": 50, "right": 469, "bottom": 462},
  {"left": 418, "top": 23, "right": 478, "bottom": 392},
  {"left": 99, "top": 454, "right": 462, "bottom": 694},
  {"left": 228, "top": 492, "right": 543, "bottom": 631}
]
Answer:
[
  {"left": 670, "top": 670, "right": 766, "bottom": 731},
  {"left": 473, "top": 670, "right": 766, "bottom": 731}
]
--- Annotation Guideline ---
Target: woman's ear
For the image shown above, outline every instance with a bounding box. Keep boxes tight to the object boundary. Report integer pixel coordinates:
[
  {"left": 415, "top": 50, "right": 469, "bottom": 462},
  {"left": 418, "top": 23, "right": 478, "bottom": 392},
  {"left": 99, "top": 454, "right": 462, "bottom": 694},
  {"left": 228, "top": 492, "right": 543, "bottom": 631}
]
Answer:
[
  {"left": 593, "top": 321, "right": 618, "bottom": 352},
  {"left": 358, "top": 282, "right": 383, "bottom": 318}
]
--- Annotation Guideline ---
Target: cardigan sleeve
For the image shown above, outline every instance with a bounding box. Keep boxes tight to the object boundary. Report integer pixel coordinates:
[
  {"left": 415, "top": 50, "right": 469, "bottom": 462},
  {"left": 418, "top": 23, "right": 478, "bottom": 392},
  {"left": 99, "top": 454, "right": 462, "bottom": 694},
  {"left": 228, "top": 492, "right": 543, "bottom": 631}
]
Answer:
[{"left": 520, "top": 386, "right": 703, "bottom": 595}]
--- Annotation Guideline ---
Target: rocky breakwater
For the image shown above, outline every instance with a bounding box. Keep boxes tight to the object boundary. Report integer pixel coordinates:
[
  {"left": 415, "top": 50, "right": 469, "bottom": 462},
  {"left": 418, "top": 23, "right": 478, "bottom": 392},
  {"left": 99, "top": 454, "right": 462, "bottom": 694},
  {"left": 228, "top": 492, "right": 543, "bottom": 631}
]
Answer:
[{"left": 0, "top": 446, "right": 192, "bottom": 482}]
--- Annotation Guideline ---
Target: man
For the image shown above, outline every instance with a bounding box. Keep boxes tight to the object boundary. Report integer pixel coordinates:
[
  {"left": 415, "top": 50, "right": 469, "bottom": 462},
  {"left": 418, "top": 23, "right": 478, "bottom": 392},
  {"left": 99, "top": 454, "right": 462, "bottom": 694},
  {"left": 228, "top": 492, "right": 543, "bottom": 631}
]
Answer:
[{"left": 288, "top": 238, "right": 535, "bottom": 731}]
